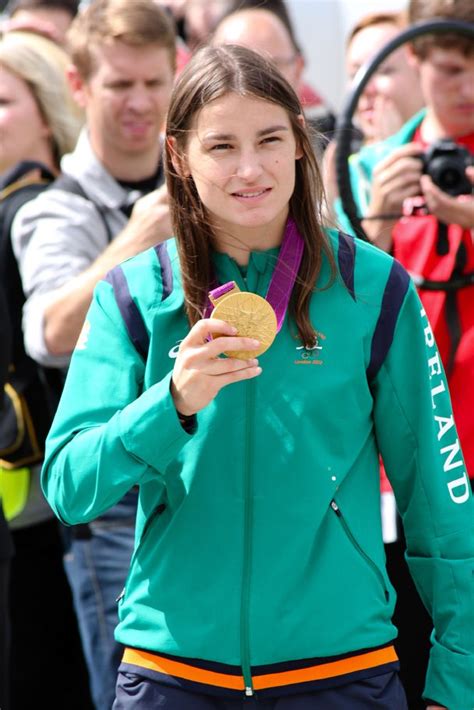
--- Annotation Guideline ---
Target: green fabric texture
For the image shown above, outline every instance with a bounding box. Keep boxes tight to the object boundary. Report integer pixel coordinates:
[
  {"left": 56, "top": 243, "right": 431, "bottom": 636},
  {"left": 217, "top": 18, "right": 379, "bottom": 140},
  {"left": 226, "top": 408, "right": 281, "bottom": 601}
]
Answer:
[{"left": 41, "top": 231, "right": 474, "bottom": 704}]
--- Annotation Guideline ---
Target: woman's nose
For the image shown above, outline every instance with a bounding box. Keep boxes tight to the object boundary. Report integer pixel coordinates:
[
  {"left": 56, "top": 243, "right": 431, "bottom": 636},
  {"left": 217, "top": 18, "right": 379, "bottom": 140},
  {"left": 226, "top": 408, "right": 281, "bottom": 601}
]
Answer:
[{"left": 235, "top": 151, "right": 263, "bottom": 180}]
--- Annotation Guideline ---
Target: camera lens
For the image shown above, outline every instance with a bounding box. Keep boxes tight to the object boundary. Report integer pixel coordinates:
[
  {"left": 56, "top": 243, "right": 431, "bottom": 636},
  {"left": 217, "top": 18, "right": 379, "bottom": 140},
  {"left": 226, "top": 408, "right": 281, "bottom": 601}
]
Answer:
[
  {"left": 429, "top": 157, "right": 464, "bottom": 195},
  {"left": 439, "top": 165, "right": 462, "bottom": 191},
  {"left": 423, "top": 139, "right": 472, "bottom": 197}
]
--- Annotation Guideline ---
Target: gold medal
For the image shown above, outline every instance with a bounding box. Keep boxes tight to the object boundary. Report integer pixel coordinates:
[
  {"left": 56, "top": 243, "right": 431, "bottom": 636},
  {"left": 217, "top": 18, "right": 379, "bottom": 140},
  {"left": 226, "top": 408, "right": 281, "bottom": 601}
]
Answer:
[
  {"left": 209, "top": 282, "right": 277, "bottom": 359},
  {"left": 206, "top": 219, "right": 305, "bottom": 359}
]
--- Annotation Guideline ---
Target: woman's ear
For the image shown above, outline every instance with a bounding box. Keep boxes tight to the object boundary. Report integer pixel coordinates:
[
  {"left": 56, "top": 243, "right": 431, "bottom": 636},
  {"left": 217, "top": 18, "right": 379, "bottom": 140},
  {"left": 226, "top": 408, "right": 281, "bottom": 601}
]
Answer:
[
  {"left": 295, "top": 114, "right": 305, "bottom": 160},
  {"left": 167, "top": 137, "right": 190, "bottom": 177}
]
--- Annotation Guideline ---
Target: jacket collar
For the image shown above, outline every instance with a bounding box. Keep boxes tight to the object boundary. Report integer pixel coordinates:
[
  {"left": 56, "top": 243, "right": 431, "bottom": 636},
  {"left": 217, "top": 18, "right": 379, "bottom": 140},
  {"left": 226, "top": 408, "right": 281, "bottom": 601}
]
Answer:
[{"left": 212, "top": 247, "right": 280, "bottom": 295}]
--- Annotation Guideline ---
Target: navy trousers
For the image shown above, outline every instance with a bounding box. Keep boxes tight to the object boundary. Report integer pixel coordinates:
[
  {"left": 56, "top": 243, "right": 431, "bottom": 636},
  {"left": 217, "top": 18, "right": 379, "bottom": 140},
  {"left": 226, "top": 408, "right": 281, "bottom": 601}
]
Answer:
[{"left": 113, "top": 670, "right": 408, "bottom": 709}]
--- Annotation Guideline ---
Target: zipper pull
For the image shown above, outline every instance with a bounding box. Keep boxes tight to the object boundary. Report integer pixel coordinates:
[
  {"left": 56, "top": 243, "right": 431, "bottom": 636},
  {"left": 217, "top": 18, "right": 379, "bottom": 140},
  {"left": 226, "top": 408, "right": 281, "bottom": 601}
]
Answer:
[
  {"left": 245, "top": 687, "right": 254, "bottom": 697},
  {"left": 330, "top": 499, "right": 341, "bottom": 516},
  {"left": 116, "top": 588, "right": 125, "bottom": 603}
]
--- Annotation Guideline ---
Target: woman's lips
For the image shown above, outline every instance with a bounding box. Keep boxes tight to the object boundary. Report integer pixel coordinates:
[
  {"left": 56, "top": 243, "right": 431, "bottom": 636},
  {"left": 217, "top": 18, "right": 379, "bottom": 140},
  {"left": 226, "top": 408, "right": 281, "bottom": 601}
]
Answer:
[{"left": 231, "top": 187, "right": 271, "bottom": 201}]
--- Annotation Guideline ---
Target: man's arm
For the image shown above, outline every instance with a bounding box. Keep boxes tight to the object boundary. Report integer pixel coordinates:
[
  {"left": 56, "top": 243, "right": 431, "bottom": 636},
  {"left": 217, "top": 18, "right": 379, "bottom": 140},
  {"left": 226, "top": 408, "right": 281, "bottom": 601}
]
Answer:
[
  {"left": 14, "top": 184, "right": 171, "bottom": 361},
  {"left": 41, "top": 276, "right": 190, "bottom": 524}
]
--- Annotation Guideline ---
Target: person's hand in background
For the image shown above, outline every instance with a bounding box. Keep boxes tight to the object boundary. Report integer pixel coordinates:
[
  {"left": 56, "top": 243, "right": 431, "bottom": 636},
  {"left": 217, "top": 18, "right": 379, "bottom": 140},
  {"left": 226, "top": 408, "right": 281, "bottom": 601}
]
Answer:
[{"left": 420, "top": 165, "right": 474, "bottom": 229}]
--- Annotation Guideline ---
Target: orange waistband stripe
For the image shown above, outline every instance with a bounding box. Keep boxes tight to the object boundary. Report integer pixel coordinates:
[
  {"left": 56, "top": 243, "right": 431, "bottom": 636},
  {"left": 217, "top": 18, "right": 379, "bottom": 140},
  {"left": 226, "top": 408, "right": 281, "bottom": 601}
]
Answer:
[
  {"left": 122, "top": 645, "right": 398, "bottom": 692},
  {"left": 122, "top": 648, "right": 245, "bottom": 690},
  {"left": 253, "top": 645, "right": 398, "bottom": 690}
]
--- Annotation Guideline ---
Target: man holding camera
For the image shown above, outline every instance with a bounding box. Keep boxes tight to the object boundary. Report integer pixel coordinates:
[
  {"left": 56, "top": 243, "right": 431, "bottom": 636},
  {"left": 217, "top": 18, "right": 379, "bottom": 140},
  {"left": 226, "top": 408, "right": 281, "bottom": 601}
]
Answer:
[
  {"left": 337, "top": 0, "right": 473, "bottom": 479},
  {"left": 336, "top": 1, "right": 473, "bottom": 708}
]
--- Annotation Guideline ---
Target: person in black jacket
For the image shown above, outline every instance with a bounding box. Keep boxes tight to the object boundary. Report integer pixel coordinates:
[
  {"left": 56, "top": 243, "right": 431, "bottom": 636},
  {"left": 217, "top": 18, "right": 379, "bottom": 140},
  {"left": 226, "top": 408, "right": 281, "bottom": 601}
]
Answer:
[{"left": 0, "top": 28, "right": 92, "bottom": 710}]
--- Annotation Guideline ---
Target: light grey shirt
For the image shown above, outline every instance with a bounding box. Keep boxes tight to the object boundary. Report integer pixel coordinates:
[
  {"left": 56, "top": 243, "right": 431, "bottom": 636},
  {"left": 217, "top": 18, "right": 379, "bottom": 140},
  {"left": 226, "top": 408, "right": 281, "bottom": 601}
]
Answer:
[{"left": 12, "top": 129, "right": 146, "bottom": 367}]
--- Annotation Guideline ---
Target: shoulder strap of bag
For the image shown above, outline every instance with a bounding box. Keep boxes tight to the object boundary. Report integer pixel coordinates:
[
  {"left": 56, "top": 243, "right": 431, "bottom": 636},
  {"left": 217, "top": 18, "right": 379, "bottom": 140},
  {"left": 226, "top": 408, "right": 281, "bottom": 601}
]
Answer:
[
  {"left": 1, "top": 184, "right": 48, "bottom": 259},
  {"left": 0, "top": 160, "right": 54, "bottom": 194},
  {"left": 51, "top": 174, "right": 114, "bottom": 243},
  {"left": 0, "top": 161, "right": 55, "bottom": 252}
]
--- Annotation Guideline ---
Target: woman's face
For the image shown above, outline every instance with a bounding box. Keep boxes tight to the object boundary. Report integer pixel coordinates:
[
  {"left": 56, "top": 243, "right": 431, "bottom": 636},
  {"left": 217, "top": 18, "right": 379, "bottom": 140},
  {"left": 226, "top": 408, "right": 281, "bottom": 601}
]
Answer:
[
  {"left": 347, "top": 23, "right": 423, "bottom": 142},
  {"left": 0, "top": 64, "right": 52, "bottom": 174},
  {"left": 179, "top": 92, "right": 302, "bottom": 248}
]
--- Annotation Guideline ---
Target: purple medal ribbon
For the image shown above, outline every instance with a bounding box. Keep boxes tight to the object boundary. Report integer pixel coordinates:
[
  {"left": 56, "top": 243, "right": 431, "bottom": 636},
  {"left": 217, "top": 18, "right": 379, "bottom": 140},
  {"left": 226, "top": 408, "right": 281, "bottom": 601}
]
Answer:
[{"left": 206, "top": 217, "right": 304, "bottom": 332}]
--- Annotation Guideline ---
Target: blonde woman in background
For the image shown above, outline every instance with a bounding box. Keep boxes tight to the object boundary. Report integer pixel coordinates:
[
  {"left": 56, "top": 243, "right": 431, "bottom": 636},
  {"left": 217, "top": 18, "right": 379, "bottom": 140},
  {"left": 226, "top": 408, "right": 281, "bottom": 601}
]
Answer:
[
  {"left": 0, "top": 29, "right": 91, "bottom": 710},
  {"left": 0, "top": 29, "right": 82, "bottom": 176}
]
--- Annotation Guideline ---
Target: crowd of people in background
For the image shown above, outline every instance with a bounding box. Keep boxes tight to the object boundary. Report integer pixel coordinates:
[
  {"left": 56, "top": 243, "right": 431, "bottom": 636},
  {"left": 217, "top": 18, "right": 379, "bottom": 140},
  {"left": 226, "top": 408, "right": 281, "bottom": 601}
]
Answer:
[
  {"left": 0, "top": 15, "right": 89, "bottom": 709},
  {"left": 0, "top": 1, "right": 472, "bottom": 709}
]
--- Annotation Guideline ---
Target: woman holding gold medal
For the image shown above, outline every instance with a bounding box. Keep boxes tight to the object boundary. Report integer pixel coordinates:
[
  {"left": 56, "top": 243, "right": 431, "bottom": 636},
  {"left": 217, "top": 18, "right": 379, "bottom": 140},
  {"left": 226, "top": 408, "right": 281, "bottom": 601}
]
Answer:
[{"left": 41, "top": 45, "right": 473, "bottom": 710}]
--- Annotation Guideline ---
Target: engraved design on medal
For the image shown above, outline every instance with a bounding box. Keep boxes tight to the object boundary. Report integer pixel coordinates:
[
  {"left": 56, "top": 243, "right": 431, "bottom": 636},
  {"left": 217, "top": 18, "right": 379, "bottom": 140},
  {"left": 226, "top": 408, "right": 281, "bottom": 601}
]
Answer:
[{"left": 210, "top": 292, "right": 277, "bottom": 359}]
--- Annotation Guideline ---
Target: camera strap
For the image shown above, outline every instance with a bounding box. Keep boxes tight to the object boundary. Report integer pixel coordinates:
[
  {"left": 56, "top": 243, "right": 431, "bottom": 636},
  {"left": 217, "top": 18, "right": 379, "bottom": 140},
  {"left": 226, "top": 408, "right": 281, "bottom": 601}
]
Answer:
[
  {"left": 436, "top": 221, "right": 450, "bottom": 256},
  {"left": 407, "top": 222, "right": 473, "bottom": 376},
  {"left": 444, "top": 239, "right": 467, "bottom": 376}
]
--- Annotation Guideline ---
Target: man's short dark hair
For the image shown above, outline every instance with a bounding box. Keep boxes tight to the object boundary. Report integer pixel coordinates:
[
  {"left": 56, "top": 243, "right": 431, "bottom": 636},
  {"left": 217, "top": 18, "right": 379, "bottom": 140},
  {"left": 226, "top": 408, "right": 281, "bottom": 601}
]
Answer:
[
  {"left": 67, "top": 0, "right": 177, "bottom": 80},
  {"left": 408, "top": 0, "right": 474, "bottom": 57}
]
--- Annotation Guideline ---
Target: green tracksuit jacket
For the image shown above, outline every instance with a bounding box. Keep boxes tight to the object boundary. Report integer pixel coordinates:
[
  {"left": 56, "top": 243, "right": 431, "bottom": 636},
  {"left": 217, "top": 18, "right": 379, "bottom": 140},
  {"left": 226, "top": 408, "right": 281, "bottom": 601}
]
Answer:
[{"left": 42, "top": 228, "right": 474, "bottom": 707}]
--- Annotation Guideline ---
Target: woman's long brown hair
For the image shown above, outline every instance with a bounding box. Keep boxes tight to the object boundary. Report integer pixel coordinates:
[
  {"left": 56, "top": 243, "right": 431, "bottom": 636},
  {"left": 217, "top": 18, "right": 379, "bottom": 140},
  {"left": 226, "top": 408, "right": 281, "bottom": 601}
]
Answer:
[{"left": 165, "top": 44, "right": 335, "bottom": 348}]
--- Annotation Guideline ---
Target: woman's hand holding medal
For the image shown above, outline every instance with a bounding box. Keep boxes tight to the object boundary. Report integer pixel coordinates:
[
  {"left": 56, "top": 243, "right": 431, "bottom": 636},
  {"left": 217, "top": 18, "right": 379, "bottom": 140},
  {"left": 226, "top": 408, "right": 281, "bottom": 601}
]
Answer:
[
  {"left": 171, "top": 217, "right": 304, "bottom": 418},
  {"left": 170, "top": 318, "right": 262, "bottom": 416}
]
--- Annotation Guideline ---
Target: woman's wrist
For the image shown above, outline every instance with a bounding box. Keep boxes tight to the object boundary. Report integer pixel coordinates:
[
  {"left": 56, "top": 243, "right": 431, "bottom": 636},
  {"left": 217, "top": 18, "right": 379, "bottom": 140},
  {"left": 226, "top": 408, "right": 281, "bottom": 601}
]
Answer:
[{"left": 176, "top": 409, "right": 197, "bottom": 435}]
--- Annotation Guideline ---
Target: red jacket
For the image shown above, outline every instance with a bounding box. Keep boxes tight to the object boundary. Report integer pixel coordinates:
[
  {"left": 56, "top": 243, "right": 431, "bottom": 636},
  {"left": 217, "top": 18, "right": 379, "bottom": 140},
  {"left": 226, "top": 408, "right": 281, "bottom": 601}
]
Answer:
[{"left": 392, "top": 129, "right": 474, "bottom": 477}]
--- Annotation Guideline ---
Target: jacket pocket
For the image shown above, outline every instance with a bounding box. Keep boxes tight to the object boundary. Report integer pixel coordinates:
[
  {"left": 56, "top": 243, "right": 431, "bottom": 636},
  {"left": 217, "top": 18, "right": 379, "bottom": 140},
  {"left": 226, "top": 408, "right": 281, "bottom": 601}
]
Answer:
[
  {"left": 116, "top": 502, "right": 167, "bottom": 604},
  {"left": 330, "top": 499, "right": 389, "bottom": 601}
]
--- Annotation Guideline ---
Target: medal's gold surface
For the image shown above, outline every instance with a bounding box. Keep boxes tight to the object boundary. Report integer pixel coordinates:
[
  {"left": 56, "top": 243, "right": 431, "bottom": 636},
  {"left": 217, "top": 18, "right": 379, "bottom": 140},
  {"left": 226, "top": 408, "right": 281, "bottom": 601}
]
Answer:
[{"left": 210, "top": 291, "right": 277, "bottom": 358}]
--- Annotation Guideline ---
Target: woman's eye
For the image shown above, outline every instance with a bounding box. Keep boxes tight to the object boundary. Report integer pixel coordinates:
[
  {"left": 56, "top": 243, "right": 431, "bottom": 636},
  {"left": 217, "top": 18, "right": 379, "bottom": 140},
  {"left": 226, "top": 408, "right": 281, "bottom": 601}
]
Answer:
[
  {"left": 261, "top": 136, "right": 281, "bottom": 145},
  {"left": 211, "top": 143, "right": 232, "bottom": 151}
]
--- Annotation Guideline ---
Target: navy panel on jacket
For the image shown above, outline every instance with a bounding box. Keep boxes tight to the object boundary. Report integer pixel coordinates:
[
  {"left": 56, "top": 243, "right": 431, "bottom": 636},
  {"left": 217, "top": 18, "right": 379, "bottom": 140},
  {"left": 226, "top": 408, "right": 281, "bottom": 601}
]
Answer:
[
  {"left": 105, "top": 266, "right": 149, "bottom": 361},
  {"left": 367, "top": 260, "right": 410, "bottom": 382},
  {"left": 337, "top": 232, "right": 356, "bottom": 301},
  {"left": 105, "top": 243, "right": 173, "bottom": 360}
]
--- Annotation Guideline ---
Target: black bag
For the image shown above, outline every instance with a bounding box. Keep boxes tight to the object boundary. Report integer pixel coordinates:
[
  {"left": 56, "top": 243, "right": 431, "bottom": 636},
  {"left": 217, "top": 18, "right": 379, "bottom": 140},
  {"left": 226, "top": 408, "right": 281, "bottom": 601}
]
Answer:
[{"left": 0, "top": 161, "right": 64, "bottom": 470}]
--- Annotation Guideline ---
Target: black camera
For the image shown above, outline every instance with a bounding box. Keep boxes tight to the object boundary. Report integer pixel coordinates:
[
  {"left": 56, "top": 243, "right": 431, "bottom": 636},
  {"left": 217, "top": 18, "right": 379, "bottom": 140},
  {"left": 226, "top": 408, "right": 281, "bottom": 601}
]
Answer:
[{"left": 421, "top": 139, "right": 472, "bottom": 197}]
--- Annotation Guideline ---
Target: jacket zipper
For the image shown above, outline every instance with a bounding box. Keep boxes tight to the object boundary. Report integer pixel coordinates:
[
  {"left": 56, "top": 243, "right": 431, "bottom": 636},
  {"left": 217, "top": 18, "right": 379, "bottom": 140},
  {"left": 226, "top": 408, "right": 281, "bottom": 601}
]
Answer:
[
  {"left": 330, "top": 500, "right": 389, "bottom": 600},
  {"left": 241, "top": 379, "right": 255, "bottom": 696},
  {"left": 116, "top": 502, "right": 166, "bottom": 603}
]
